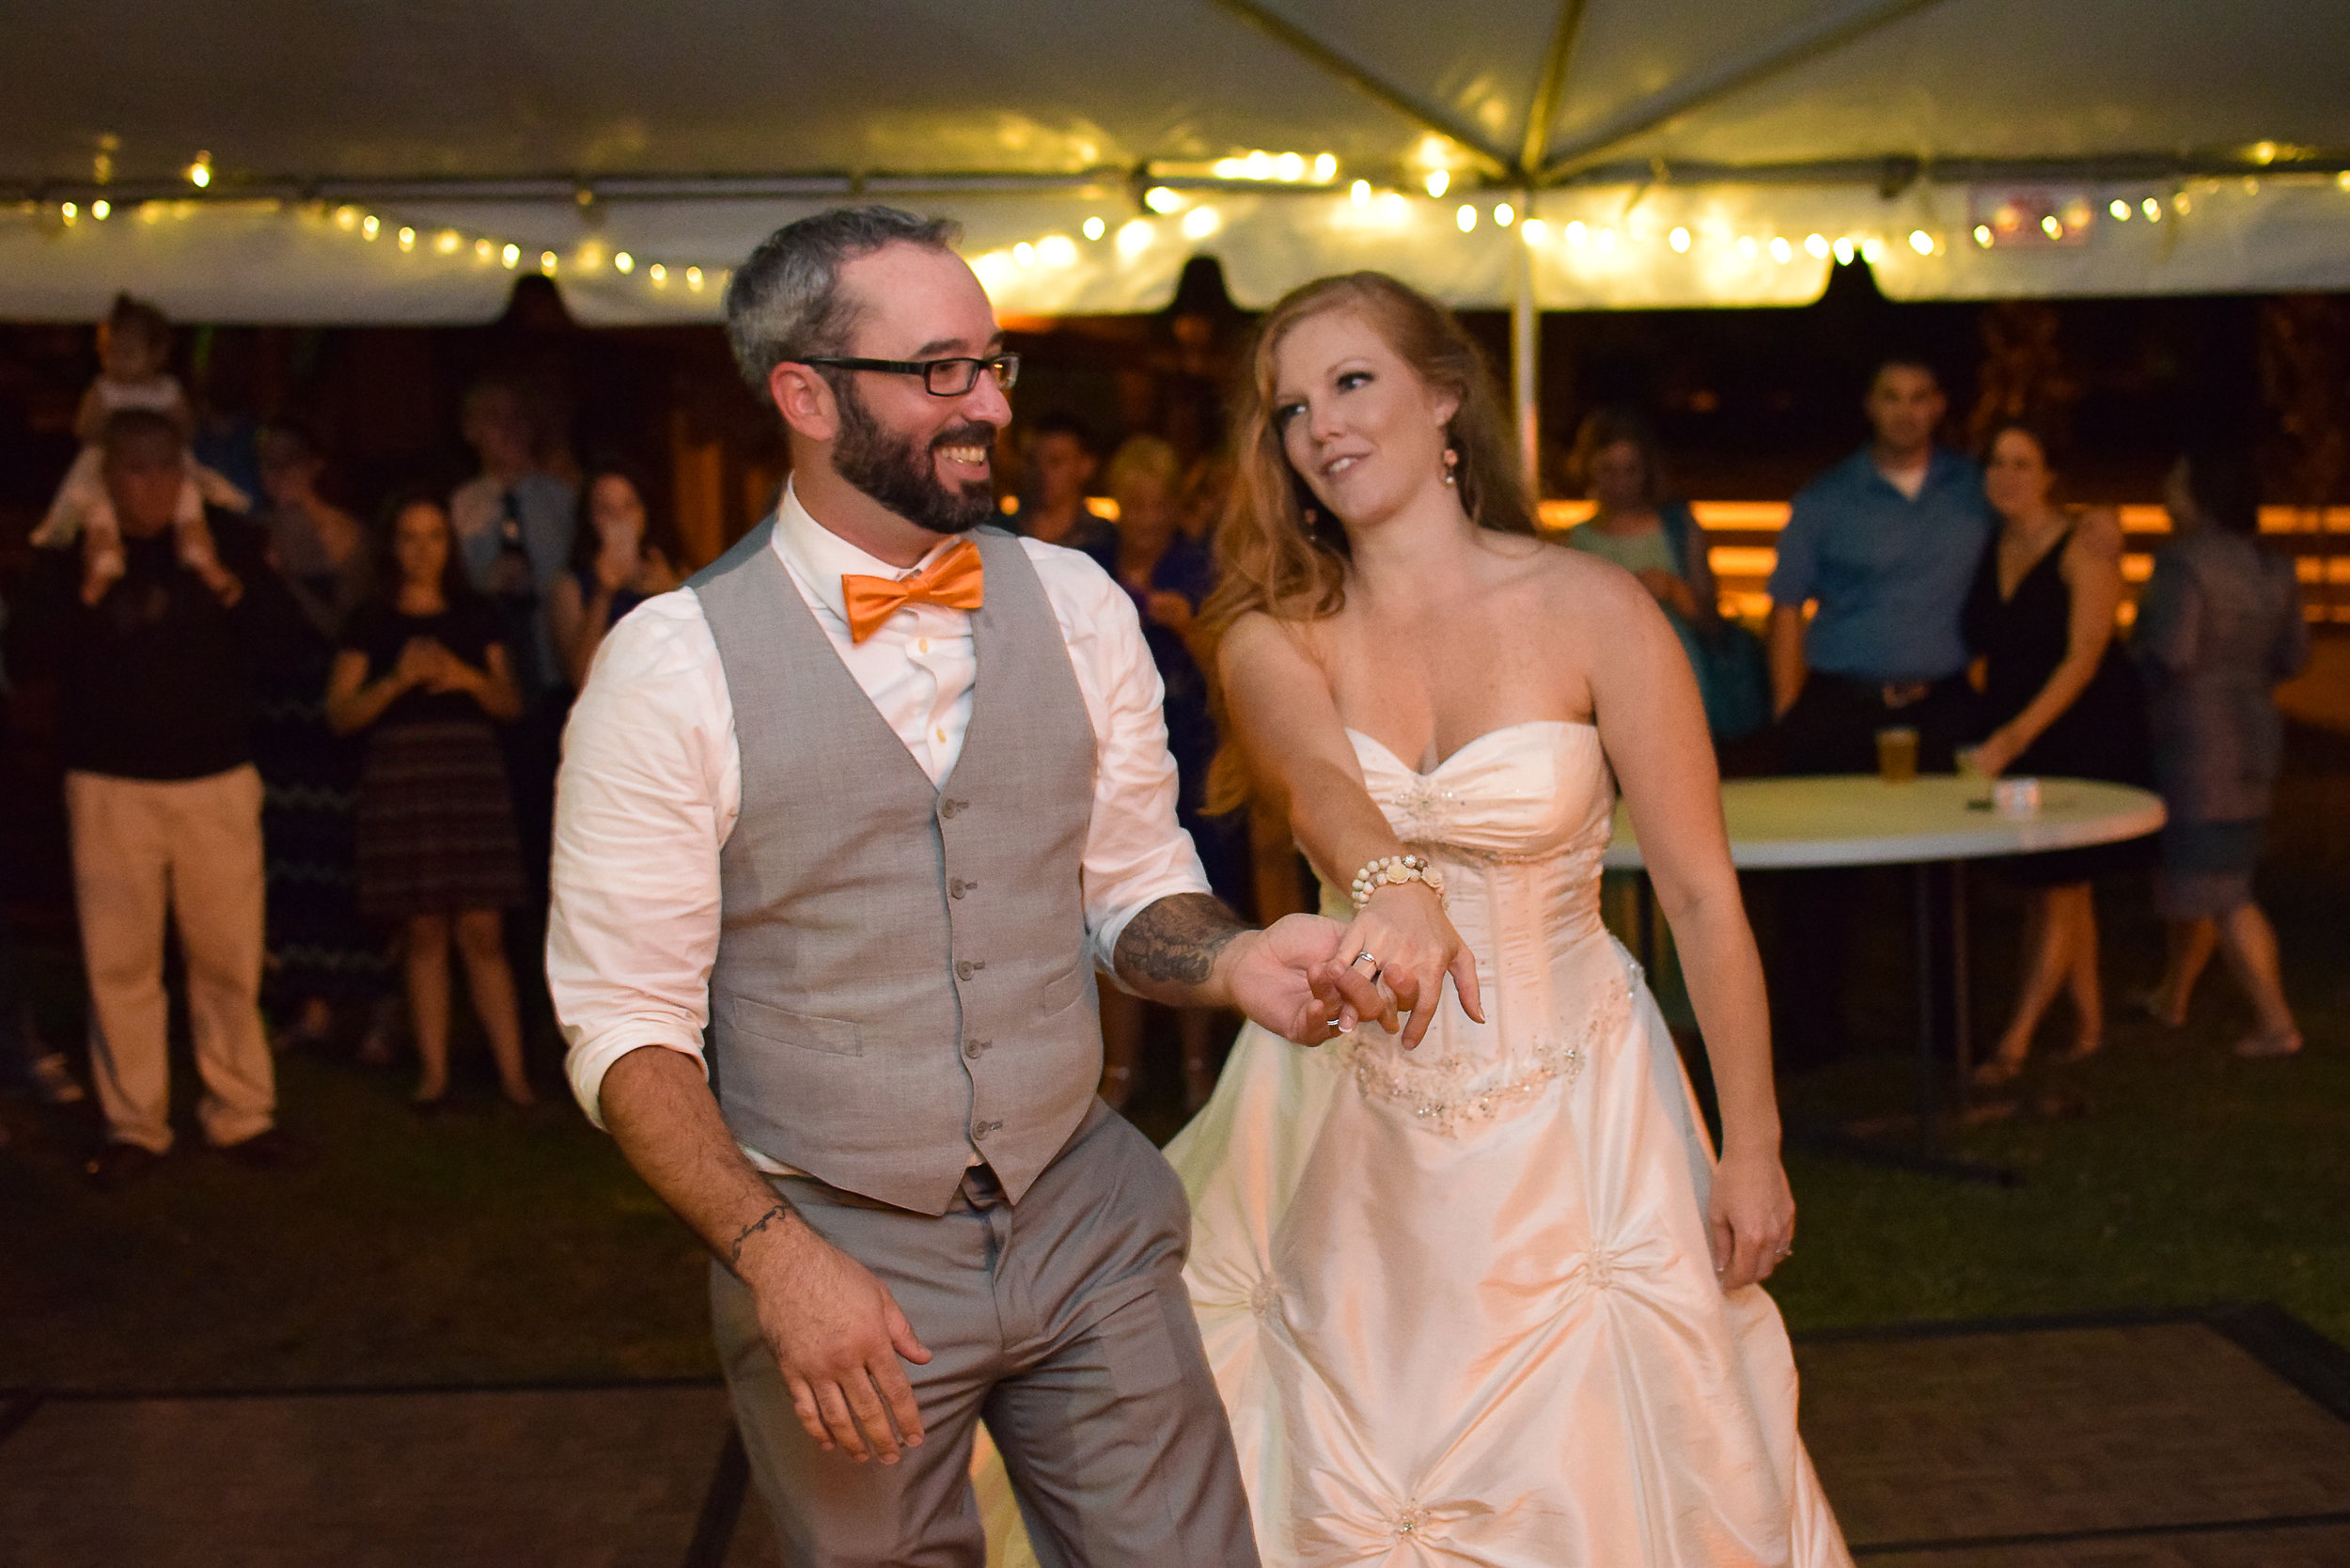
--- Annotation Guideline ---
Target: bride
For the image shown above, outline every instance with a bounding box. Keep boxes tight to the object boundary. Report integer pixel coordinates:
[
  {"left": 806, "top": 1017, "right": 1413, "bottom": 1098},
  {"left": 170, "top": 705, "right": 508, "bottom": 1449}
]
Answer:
[{"left": 980, "top": 272, "right": 1850, "bottom": 1565}]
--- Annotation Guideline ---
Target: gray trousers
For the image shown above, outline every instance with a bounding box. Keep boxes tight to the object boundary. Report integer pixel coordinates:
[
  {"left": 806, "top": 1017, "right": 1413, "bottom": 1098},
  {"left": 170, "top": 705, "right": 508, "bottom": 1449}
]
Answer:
[{"left": 713, "top": 1101, "right": 1259, "bottom": 1568}]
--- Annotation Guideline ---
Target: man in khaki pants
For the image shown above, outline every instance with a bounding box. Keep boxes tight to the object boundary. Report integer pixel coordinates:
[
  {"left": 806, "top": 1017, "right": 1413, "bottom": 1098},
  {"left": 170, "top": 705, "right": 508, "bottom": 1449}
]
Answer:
[{"left": 31, "top": 410, "right": 306, "bottom": 1188}]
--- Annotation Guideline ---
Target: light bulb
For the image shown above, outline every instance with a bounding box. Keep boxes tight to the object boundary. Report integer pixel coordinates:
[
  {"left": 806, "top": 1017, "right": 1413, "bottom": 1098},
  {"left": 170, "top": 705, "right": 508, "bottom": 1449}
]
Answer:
[
  {"left": 614, "top": 251, "right": 634, "bottom": 273},
  {"left": 1424, "top": 169, "right": 1449, "bottom": 198},
  {"left": 501, "top": 243, "right": 520, "bottom": 268},
  {"left": 1668, "top": 227, "right": 1691, "bottom": 253},
  {"left": 1144, "top": 186, "right": 1183, "bottom": 214},
  {"left": 1456, "top": 205, "right": 1477, "bottom": 231},
  {"left": 1804, "top": 233, "right": 1829, "bottom": 259},
  {"left": 1083, "top": 216, "right": 1105, "bottom": 240}
]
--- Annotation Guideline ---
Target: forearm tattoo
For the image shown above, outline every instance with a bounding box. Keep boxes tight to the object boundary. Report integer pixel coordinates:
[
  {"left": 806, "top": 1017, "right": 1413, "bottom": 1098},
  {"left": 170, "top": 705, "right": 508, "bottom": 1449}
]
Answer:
[
  {"left": 1115, "top": 892, "right": 1248, "bottom": 988},
  {"left": 727, "top": 1201, "right": 797, "bottom": 1273}
]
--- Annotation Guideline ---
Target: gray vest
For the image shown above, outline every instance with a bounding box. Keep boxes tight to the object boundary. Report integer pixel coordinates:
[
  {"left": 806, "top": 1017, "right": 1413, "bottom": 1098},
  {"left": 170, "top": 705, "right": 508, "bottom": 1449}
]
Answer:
[{"left": 691, "top": 521, "right": 1102, "bottom": 1215}]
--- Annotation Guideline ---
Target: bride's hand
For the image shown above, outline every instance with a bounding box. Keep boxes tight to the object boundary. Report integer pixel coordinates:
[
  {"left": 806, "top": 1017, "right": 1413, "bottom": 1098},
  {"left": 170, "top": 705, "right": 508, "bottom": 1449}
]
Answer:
[
  {"left": 1708, "top": 1147, "right": 1796, "bottom": 1291},
  {"left": 1334, "top": 884, "right": 1485, "bottom": 1050}
]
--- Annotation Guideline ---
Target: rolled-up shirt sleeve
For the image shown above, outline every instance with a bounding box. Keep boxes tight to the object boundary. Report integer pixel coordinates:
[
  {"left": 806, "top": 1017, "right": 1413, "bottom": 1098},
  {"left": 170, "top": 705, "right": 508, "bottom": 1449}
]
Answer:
[
  {"left": 550, "top": 591, "right": 739, "bottom": 1127},
  {"left": 1026, "top": 541, "right": 1213, "bottom": 979}
]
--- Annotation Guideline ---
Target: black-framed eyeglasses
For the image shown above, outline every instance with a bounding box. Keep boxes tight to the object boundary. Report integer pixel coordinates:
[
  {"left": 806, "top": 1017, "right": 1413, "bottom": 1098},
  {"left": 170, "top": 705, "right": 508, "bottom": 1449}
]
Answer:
[{"left": 790, "top": 353, "right": 1020, "bottom": 396}]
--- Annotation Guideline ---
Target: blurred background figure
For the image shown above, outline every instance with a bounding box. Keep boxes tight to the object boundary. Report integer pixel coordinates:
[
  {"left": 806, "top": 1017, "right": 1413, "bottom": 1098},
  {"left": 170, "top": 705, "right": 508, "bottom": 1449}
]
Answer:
[
  {"left": 327, "top": 494, "right": 533, "bottom": 1109},
  {"left": 249, "top": 419, "right": 383, "bottom": 1056},
  {"left": 1562, "top": 408, "right": 1768, "bottom": 752},
  {"left": 1098, "top": 435, "right": 1241, "bottom": 1111},
  {"left": 1960, "top": 423, "right": 2149, "bottom": 1085},
  {"left": 1762, "top": 357, "right": 1992, "bottom": 1066},
  {"left": 2136, "top": 445, "right": 2311, "bottom": 1058},
  {"left": 1008, "top": 412, "right": 1115, "bottom": 568},
  {"left": 32, "top": 293, "right": 245, "bottom": 607},
  {"left": 548, "top": 461, "right": 681, "bottom": 690}
]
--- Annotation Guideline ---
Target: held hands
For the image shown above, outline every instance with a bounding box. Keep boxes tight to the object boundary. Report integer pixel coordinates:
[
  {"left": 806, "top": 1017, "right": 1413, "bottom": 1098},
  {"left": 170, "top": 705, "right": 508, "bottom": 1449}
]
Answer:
[
  {"left": 741, "top": 1218, "right": 932, "bottom": 1464},
  {"left": 1708, "top": 1146, "right": 1796, "bottom": 1291},
  {"left": 1336, "top": 882, "right": 1486, "bottom": 1049},
  {"left": 1219, "top": 913, "right": 1391, "bottom": 1047},
  {"left": 395, "top": 636, "right": 478, "bottom": 697}
]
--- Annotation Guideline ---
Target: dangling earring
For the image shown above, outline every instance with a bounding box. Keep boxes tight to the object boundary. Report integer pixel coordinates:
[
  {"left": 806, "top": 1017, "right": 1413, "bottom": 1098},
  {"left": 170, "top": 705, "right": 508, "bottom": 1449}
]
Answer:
[{"left": 1441, "top": 447, "right": 1460, "bottom": 486}]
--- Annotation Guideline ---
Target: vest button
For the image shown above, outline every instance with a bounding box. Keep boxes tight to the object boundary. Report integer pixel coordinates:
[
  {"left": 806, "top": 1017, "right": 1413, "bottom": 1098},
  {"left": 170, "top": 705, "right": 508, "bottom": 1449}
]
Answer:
[
  {"left": 957, "top": 959, "right": 985, "bottom": 980},
  {"left": 949, "top": 877, "right": 973, "bottom": 899},
  {"left": 964, "top": 1038, "right": 989, "bottom": 1058}
]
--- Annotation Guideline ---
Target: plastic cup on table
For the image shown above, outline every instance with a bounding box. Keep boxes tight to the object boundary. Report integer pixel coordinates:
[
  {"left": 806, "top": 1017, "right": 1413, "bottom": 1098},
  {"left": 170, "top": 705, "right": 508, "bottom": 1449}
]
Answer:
[{"left": 1875, "top": 726, "right": 1919, "bottom": 784}]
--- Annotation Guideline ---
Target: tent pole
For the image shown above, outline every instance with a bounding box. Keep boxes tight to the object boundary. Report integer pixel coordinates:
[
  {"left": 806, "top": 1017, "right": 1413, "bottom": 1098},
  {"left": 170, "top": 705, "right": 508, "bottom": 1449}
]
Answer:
[{"left": 1511, "top": 228, "right": 1541, "bottom": 502}]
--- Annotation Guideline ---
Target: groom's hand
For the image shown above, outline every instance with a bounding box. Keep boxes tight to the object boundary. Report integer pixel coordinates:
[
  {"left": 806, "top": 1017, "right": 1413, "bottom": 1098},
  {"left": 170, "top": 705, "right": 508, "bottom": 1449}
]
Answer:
[
  {"left": 1220, "top": 912, "right": 1388, "bottom": 1046},
  {"left": 741, "top": 1220, "right": 932, "bottom": 1464}
]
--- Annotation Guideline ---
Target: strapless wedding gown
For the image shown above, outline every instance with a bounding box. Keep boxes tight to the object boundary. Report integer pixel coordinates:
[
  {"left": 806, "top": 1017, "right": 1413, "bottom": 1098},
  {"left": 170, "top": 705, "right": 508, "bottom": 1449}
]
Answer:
[{"left": 979, "top": 721, "right": 1851, "bottom": 1565}]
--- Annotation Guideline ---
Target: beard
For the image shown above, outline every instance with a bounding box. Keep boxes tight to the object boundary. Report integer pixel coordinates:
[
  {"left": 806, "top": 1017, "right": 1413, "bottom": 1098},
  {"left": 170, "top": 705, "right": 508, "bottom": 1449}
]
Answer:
[{"left": 830, "top": 379, "right": 997, "bottom": 536}]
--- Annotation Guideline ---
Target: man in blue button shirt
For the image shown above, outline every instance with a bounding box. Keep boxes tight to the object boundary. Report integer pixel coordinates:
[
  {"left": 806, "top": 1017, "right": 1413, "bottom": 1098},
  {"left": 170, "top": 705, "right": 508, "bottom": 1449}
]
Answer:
[{"left": 1767, "top": 357, "right": 1991, "bottom": 773}]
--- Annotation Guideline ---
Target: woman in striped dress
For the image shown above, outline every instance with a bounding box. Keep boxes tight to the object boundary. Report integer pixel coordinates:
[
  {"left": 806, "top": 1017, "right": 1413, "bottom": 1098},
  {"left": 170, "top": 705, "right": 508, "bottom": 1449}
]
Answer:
[{"left": 326, "top": 492, "right": 533, "bottom": 1108}]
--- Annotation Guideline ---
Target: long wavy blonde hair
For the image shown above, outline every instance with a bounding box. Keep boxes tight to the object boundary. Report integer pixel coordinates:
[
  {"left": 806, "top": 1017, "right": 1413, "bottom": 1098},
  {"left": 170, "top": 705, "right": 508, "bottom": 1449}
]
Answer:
[{"left": 1198, "top": 272, "right": 1538, "bottom": 809}]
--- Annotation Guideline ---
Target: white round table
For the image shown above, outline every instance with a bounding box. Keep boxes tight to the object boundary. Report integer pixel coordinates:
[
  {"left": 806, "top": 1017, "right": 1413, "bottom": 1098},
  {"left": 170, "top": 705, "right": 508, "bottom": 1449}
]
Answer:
[
  {"left": 1603, "top": 775, "right": 2166, "bottom": 1184},
  {"left": 1604, "top": 775, "right": 2167, "bottom": 871}
]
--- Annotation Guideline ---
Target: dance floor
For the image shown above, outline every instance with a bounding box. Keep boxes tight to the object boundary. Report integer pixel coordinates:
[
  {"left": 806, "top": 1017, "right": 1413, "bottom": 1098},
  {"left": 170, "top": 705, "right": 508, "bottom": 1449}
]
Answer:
[{"left": 3, "top": 1305, "right": 2346, "bottom": 1566}]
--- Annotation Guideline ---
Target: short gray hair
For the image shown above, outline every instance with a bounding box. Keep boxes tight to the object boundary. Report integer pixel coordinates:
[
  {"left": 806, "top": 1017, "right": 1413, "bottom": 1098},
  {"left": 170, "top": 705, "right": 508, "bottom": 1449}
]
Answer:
[{"left": 724, "top": 206, "right": 964, "bottom": 395}]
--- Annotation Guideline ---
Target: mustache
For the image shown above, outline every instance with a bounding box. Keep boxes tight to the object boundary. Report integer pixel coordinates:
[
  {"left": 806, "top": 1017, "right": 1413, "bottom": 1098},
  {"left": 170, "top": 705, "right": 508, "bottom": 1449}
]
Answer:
[{"left": 930, "top": 423, "right": 997, "bottom": 453}]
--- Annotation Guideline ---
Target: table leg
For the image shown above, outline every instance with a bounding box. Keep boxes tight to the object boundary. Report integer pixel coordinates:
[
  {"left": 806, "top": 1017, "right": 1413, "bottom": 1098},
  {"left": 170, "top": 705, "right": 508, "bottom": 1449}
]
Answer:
[
  {"left": 1791, "top": 860, "right": 2019, "bottom": 1187},
  {"left": 1914, "top": 861, "right": 1939, "bottom": 1129},
  {"left": 1950, "top": 859, "right": 1973, "bottom": 1102}
]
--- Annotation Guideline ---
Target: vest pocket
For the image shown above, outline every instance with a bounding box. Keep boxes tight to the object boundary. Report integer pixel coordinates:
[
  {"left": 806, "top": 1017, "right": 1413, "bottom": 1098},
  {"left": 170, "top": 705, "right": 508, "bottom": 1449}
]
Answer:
[
  {"left": 1041, "top": 960, "right": 1087, "bottom": 1017},
  {"left": 721, "top": 993, "right": 864, "bottom": 1057}
]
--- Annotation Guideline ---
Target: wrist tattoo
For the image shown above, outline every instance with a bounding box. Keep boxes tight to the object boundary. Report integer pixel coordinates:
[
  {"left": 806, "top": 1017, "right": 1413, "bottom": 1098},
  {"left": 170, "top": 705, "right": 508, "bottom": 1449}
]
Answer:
[
  {"left": 1115, "top": 892, "right": 1248, "bottom": 987},
  {"left": 727, "top": 1201, "right": 796, "bottom": 1272}
]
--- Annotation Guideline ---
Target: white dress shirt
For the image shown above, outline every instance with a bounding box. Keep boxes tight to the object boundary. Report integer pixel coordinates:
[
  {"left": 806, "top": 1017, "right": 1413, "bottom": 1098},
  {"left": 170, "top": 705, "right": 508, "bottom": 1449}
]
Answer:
[{"left": 552, "top": 480, "right": 1210, "bottom": 1136}]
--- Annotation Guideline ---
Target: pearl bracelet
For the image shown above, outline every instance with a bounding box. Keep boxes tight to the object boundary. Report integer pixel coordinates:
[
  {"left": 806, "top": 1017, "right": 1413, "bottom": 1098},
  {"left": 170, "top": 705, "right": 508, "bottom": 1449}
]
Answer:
[{"left": 1348, "top": 853, "right": 1444, "bottom": 910}]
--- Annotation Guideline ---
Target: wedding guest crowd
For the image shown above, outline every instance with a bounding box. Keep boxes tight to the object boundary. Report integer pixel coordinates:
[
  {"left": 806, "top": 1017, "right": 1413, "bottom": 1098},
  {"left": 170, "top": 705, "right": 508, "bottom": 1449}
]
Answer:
[{"left": 0, "top": 290, "right": 2322, "bottom": 1190}]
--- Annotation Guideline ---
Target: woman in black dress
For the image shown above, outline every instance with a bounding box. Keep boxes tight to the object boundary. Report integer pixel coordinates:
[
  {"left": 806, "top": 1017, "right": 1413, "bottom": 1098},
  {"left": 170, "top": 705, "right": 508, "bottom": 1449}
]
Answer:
[
  {"left": 1963, "top": 423, "right": 2149, "bottom": 1085},
  {"left": 326, "top": 493, "right": 533, "bottom": 1108}
]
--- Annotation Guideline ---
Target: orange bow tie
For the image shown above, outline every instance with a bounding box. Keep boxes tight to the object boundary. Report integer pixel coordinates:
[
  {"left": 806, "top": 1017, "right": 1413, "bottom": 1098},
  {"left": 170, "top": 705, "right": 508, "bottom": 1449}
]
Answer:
[{"left": 840, "top": 538, "right": 985, "bottom": 644}]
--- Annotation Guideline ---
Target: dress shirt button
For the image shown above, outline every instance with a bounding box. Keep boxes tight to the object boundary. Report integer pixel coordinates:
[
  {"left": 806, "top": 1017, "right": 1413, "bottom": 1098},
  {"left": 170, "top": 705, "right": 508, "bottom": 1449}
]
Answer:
[{"left": 964, "top": 1038, "right": 989, "bottom": 1058}]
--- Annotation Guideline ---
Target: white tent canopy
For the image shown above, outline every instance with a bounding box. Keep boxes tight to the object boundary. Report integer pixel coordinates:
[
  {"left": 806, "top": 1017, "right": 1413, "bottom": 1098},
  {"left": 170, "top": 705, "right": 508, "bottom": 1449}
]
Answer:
[{"left": 6, "top": 0, "right": 2349, "bottom": 324}]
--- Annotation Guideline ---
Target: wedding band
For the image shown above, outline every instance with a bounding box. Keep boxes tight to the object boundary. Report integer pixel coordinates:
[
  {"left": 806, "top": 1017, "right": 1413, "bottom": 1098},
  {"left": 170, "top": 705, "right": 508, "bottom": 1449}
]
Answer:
[{"left": 1352, "top": 949, "right": 1380, "bottom": 968}]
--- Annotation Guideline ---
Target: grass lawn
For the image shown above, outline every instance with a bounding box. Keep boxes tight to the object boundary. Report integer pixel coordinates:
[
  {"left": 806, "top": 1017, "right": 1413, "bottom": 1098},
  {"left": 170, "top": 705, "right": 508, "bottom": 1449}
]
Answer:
[{"left": 5, "top": 729, "right": 2345, "bottom": 1393}]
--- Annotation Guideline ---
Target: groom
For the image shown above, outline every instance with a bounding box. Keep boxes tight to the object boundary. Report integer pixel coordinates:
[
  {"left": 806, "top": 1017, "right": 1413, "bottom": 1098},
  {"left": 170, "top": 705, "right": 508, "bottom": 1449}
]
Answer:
[{"left": 550, "top": 208, "right": 1370, "bottom": 1566}]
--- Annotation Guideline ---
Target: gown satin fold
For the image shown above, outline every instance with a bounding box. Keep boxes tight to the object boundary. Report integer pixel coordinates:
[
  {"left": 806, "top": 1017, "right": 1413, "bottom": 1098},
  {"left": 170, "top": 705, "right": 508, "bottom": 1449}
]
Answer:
[{"left": 980, "top": 720, "right": 1852, "bottom": 1566}]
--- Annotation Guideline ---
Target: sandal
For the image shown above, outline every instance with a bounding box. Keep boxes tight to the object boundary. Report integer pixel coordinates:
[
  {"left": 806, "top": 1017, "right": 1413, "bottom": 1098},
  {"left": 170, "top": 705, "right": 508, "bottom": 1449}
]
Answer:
[
  {"left": 2232, "top": 1029, "right": 2304, "bottom": 1059},
  {"left": 1970, "top": 1051, "right": 2028, "bottom": 1088}
]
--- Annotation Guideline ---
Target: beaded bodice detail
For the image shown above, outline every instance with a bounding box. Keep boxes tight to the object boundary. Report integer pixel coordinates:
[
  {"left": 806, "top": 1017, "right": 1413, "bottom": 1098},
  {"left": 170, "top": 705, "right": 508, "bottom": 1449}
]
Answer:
[{"left": 1328, "top": 720, "right": 1632, "bottom": 1134}]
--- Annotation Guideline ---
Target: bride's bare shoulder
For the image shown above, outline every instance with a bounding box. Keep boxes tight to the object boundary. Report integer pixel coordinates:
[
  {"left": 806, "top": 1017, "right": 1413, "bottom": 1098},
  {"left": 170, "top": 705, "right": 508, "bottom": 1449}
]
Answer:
[
  {"left": 1515, "top": 534, "right": 1652, "bottom": 610},
  {"left": 1218, "top": 607, "right": 1330, "bottom": 677}
]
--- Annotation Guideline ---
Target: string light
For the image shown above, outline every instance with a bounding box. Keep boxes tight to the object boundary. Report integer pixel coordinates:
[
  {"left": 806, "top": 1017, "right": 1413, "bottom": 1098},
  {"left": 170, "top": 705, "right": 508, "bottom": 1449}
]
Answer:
[
  {"left": 1424, "top": 170, "right": 1449, "bottom": 198},
  {"left": 91, "top": 198, "right": 110, "bottom": 220},
  {"left": 1908, "top": 228, "right": 1935, "bottom": 254},
  {"left": 1037, "top": 234, "right": 1077, "bottom": 266},
  {"left": 434, "top": 230, "right": 459, "bottom": 254},
  {"left": 187, "top": 151, "right": 212, "bottom": 189},
  {"left": 685, "top": 266, "right": 704, "bottom": 290},
  {"left": 2143, "top": 196, "right": 2162, "bottom": 220},
  {"left": 2109, "top": 198, "right": 2132, "bottom": 221},
  {"left": 614, "top": 251, "right": 634, "bottom": 273},
  {"left": 361, "top": 214, "right": 380, "bottom": 240},
  {"left": 1144, "top": 186, "right": 1184, "bottom": 213},
  {"left": 1834, "top": 236, "right": 1856, "bottom": 264},
  {"left": 398, "top": 226, "right": 416, "bottom": 251},
  {"left": 1769, "top": 235, "right": 1794, "bottom": 262},
  {"left": 1082, "top": 216, "right": 1105, "bottom": 240},
  {"left": 1804, "top": 232, "right": 1829, "bottom": 258},
  {"left": 1973, "top": 225, "right": 1994, "bottom": 246},
  {"left": 475, "top": 238, "right": 494, "bottom": 260},
  {"left": 1456, "top": 204, "right": 1477, "bottom": 231},
  {"left": 1181, "top": 205, "right": 1221, "bottom": 240},
  {"left": 1351, "top": 179, "right": 1371, "bottom": 205},
  {"left": 60, "top": 201, "right": 78, "bottom": 225},
  {"left": 540, "top": 249, "right": 558, "bottom": 273},
  {"left": 501, "top": 243, "right": 520, "bottom": 267},
  {"left": 1565, "top": 220, "right": 1588, "bottom": 246},
  {"left": 1520, "top": 217, "right": 1548, "bottom": 244},
  {"left": 1116, "top": 218, "right": 1154, "bottom": 256},
  {"left": 1493, "top": 202, "right": 1514, "bottom": 227},
  {"left": 1668, "top": 226, "right": 1691, "bottom": 253},
  {"left": 1013, "top": 241, "right": 1036, "bottom": 266},
  {"left": 650, "top": 263, "right": 667, "bottom": 284}
]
